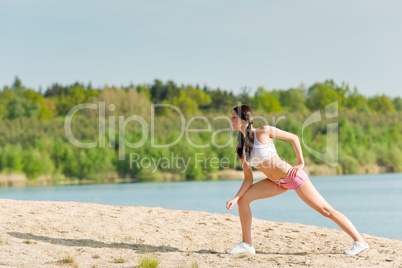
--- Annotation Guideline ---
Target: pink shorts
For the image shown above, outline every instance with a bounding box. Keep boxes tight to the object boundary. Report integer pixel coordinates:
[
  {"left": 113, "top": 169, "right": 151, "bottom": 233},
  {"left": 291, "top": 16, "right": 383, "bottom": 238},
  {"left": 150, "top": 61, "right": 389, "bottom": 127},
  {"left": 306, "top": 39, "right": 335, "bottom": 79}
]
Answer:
[{"left": 269, "top": 169, "right": 309, "bottom": 191}]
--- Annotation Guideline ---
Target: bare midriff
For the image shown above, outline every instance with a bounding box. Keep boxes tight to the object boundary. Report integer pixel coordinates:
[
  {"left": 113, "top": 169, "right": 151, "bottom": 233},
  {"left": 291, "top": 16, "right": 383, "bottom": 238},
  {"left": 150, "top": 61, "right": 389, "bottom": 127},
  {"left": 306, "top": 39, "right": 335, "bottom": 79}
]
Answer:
[{"left": 255, "top": 155, "right": 293, "bottom": 181}]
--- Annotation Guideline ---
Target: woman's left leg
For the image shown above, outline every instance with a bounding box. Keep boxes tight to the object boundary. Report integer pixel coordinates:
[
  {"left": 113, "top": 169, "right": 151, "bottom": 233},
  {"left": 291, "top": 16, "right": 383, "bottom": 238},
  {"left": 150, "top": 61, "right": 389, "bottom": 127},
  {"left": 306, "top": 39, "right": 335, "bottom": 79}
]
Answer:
[
  {"left": 238, "top": 178, "right": 288, "bottom": 244},
  {"left": 295, "top": 179, "right": 365, "bottom": 243}
]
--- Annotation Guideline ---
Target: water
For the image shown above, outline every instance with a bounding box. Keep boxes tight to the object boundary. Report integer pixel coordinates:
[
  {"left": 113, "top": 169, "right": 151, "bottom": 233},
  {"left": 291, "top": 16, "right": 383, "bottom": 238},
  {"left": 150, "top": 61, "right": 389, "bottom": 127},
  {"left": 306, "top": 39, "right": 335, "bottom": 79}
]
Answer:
[{"left": 1, "top": 173, "right": 401, "bottom": 240}]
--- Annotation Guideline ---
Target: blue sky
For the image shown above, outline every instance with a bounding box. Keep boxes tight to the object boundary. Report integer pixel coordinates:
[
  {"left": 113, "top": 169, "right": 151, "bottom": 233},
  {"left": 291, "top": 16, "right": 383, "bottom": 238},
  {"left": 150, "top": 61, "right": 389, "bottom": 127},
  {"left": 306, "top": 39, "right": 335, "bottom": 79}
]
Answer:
[{"left": 1, "top": 0, "right": 401, "bottom": 97}]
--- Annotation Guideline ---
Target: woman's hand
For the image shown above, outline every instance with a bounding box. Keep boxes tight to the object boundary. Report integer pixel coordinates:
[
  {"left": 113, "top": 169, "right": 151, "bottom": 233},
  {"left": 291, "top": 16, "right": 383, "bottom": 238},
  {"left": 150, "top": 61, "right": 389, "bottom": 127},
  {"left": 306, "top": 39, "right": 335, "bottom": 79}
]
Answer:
[
  {"left": 289, "top": 164, "right": 304, "bottom": 178},
  {"left": 226, "top": 197, "right": 239, "bottom": 210}
]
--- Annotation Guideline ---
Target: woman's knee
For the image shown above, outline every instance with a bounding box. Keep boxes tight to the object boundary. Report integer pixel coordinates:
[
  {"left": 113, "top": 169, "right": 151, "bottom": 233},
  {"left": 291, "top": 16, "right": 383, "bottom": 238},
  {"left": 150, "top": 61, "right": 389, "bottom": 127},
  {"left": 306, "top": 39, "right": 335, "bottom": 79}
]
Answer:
[
  {"left": 318, "top": 206, "right": 336, "bottom": 218},
  {"left": 237, "top": 196, "right": 251, "bottom": 207}
]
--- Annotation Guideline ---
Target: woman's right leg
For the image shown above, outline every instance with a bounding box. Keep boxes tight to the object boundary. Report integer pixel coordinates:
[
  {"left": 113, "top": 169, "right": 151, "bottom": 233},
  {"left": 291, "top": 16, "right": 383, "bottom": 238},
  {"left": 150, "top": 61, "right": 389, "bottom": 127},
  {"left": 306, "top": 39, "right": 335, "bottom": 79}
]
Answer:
[
  {"left": 237, "top": 179, "right": 288, "bottom": 244},
  {"left": 295, "top": 179, "right": 365, "bottom": 242}
]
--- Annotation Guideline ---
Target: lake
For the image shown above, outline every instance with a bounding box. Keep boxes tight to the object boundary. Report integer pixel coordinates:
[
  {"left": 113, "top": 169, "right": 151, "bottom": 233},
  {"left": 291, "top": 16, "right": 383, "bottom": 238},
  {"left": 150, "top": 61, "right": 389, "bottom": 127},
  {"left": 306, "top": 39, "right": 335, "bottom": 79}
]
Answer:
[{"left": 0, "top": 173, "right": 401, "bottom": 240}]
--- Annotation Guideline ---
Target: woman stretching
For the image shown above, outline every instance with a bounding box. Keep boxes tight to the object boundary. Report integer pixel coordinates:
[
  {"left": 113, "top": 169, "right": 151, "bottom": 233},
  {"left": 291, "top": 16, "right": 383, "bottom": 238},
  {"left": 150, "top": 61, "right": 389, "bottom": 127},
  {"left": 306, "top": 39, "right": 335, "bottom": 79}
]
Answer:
[{"left": 226, "top": 105, "right": 369, "bottom": 255}]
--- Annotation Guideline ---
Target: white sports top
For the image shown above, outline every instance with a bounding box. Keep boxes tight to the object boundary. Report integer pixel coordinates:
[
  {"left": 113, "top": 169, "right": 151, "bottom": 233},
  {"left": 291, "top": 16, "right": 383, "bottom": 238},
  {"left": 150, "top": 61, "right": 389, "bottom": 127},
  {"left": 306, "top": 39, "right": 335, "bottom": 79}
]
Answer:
[{"left": 243, "top": 130, "right": 278, "bottom": 167}]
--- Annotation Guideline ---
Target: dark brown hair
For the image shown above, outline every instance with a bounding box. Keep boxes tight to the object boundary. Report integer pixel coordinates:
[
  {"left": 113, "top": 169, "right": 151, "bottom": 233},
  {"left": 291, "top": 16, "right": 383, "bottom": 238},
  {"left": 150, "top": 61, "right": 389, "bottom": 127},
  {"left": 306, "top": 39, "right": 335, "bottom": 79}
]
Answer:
[{"left": 233, "top": 105, "right": 254, "bottom": 162}]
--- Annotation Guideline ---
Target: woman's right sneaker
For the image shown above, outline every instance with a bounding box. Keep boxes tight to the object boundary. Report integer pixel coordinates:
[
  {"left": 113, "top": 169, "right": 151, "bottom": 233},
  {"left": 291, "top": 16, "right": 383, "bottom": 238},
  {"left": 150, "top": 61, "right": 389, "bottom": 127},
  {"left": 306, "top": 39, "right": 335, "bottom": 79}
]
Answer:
[
  {"left": 227, "top": 241, "right": 256, "bottom": 254},
  {"left": 344, "top": 241, "right": 369, "bottom": 255}
]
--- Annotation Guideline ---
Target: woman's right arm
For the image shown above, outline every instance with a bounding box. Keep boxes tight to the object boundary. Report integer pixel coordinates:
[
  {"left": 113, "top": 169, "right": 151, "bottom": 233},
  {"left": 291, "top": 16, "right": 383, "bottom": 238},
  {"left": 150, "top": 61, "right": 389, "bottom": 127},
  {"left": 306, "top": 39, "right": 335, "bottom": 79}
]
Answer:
[{"left": 226, "top": 156, "right": 254, "bottom": 210}]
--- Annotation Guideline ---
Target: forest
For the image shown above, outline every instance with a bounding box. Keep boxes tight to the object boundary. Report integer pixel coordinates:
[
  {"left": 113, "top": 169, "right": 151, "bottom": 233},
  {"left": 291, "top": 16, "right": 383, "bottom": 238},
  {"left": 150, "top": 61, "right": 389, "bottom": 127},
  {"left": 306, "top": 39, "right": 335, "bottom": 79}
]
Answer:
[{"left": 0, "top": 77, "right": 401, "bottom": 183}]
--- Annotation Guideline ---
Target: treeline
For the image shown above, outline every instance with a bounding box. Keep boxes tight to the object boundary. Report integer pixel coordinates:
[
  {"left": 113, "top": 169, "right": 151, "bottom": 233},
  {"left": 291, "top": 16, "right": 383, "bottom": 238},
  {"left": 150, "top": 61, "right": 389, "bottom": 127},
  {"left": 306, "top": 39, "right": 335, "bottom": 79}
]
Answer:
[
  {"left": 1, "top": 77, "right": 401, "bottom": 120},
  {"left": 0, "top": 77, "right": 401, "bottom": 182}
]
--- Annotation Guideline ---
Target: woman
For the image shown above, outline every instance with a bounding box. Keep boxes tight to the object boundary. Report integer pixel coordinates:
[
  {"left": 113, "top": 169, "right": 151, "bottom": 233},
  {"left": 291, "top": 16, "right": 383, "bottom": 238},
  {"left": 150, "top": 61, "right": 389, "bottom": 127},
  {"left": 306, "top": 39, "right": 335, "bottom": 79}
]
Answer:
[{"left": 226, "top": 105, "right": 369, "bottom": 255}]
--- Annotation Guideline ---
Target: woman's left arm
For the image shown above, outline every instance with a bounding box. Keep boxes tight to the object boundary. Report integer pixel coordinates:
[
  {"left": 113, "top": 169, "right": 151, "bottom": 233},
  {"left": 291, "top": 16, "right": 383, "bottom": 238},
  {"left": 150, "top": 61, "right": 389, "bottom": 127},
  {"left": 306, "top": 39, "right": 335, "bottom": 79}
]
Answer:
[{"left": 262, "top": 125, "right": 305, "bottom": 170}]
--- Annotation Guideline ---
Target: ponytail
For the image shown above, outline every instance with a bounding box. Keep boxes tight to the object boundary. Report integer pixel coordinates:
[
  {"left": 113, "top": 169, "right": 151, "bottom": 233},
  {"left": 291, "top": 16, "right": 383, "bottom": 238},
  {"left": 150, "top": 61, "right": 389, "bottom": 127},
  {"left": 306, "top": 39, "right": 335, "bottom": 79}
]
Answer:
[
  {"left": 233, "top": 105, "right": 254, "bottom": 163},
  {"left": 236, "top": 120, "right": 254, "bottom": 163}
]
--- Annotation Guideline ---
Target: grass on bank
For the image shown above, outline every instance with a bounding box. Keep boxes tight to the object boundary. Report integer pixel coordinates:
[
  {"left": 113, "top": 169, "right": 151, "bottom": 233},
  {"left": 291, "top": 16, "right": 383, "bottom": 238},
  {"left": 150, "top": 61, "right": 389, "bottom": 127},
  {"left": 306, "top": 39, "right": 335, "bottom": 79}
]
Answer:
[
  {"left": 59, "top": 252, "right": 75, "bottom": 264},
  {"left": 137, "top": 253, "right": 160, "bottom": 268}
]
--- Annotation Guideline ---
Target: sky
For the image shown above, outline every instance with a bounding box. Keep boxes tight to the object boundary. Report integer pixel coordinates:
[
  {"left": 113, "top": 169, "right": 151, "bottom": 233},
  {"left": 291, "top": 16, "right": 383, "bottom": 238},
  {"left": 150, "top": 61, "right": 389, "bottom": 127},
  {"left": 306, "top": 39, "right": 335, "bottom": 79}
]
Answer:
[{"left": 1, "top": 0, "right": 401, "bottom": 97}]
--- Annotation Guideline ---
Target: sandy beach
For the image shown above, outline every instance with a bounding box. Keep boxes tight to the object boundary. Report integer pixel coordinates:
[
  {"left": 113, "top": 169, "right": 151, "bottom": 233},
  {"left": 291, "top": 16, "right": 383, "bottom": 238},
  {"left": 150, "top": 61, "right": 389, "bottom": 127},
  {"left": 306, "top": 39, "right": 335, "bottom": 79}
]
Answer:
[{"left": 0, "top": 199, "right": 400, "bottom": 267}]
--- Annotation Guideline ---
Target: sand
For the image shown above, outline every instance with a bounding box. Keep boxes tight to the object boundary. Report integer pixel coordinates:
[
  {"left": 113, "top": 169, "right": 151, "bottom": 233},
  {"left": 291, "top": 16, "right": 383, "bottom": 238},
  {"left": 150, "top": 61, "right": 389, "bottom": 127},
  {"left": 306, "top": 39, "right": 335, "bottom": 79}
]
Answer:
[{"left": 0, "top": 199, "right": 400, "bottom": 267}]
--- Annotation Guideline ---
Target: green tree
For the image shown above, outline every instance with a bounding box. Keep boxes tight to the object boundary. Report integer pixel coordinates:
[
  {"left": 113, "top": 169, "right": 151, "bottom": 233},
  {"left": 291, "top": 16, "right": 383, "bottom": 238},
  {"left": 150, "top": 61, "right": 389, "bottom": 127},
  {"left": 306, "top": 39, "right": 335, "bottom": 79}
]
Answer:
[
  {"left": 276, "top": 88, "right": 306, "bottom": 112},
  {"left": 56, "top": 85, "right": 99, "bottom": 115},
  {"left": 44, "top": 83, "right": 69, "bottom": 97},
  {"left": 185, "top": 86, "right": 212, "bottom": 107},
  {"left": 94, "top": 87, "right": 152, "bottom": 118},
  {"left": 368, "top": 95, "right": 395, "bottom": 114},
  {"left": 12, "top": 76, "right": 23, "bottom": 94},
  {"left": 23, "top": 89, "right": 53, "bottom": 120},
  {"left": 164, "top": 90, "right": 199, "bottom": 115},
  {"left": 306, "top": 82, "right": 341, "bottom": 111},
  {"left": 207, "top": 89, "right": 238, "bottom": 112},
  {"left": 344, "top": 88, "right": 368, "bottom": 112},
  {"left": 238, "top": 86, "right": 255, "bottom": 108},
  {"left": 0, "top": 87, "right": 15, "bottom": 118},
  {"left": 0, "top": 144, "right": 24, "bottom": 172},
  {"left": 7, "top": 96, "right": 41, "bottom": 119},
  {"left": 22, "top": 149, "right": 54, "bottom": 179},
  {"left": 150, "top": 79, "right": 180, "bottom": 103},
  {"left": 392, "top": 97, "right": 402, "bottom": 111},
  {"left": 136, "top": 84, "right": 151, "bottom": 99},
  {"left": 254, "top": 87, "right": 282, "bottom": 112}
]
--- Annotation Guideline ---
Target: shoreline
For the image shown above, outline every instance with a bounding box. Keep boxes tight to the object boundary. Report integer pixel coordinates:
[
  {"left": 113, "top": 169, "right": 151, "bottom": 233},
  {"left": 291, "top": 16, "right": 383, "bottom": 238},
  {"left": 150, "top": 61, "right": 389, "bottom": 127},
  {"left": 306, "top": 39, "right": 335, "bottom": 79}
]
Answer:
[
  {"left": 0, "top": 199, "right": 400, "bottom": 267},
  {"left": 0, "top": 164, "right": 398, "bottom": 188}
]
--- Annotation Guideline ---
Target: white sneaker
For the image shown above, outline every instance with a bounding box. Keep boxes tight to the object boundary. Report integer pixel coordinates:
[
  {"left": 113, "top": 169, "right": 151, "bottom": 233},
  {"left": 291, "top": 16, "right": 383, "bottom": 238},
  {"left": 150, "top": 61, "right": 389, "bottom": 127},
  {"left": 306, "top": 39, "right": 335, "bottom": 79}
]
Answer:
[
  {"left": 344, "top": 241, "right": 369, "bottom": 255},
  {"left": 227, "top": 241, "right": 256, "bottom": 254}
]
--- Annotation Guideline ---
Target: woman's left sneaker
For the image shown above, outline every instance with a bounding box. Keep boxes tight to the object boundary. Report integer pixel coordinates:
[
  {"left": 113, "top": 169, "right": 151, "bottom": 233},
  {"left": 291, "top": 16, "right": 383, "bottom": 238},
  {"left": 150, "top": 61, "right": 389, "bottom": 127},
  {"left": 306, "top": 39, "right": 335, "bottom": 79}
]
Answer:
[
  {"left": 344, "top": 241, "right": 369, "bottom": 255},
  {"left": 227, "top": 241, "right": 256, "bottom": 254}
]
